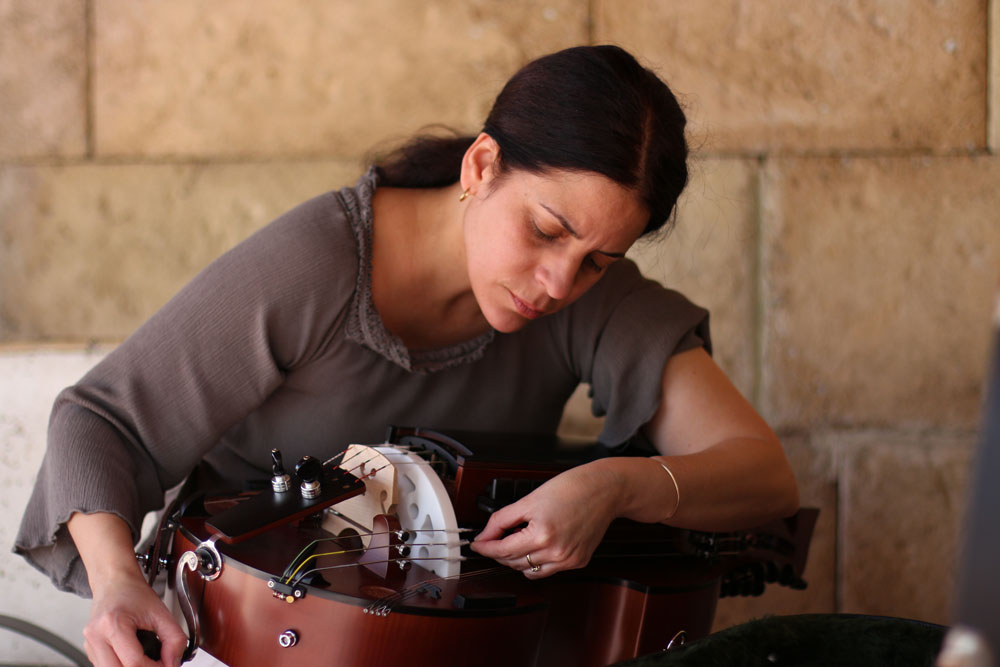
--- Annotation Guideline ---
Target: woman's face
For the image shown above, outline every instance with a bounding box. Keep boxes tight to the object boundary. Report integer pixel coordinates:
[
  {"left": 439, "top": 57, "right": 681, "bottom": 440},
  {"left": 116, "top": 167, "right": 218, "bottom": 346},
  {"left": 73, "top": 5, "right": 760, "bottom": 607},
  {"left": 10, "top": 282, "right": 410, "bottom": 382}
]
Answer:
[{"left": 463, "top": 168, "right": 648, "bottom": 333}]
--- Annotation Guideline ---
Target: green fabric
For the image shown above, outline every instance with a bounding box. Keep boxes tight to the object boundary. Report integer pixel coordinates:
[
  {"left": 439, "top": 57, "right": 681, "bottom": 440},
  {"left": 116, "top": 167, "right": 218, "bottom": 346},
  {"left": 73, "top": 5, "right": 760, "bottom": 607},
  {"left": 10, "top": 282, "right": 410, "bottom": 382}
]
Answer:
[{"left": 615, "top": 614, "right": 947, "bottom": 667}]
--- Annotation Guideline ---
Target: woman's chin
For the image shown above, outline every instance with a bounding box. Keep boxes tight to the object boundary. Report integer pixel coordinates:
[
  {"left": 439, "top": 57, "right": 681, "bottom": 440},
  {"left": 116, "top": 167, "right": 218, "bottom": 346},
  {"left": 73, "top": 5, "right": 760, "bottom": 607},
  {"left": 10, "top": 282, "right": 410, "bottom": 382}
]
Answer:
[{"left": 483, "top": 309, "right": 532, "bottom": 334}]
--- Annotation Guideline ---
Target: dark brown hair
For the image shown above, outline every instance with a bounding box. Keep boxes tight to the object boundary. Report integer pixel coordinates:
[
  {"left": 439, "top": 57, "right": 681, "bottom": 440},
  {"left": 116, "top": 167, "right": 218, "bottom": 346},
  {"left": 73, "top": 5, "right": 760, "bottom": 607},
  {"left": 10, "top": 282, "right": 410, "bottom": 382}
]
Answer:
[{"left": 376, "top": 45, "right": 688, "bottom": 236}]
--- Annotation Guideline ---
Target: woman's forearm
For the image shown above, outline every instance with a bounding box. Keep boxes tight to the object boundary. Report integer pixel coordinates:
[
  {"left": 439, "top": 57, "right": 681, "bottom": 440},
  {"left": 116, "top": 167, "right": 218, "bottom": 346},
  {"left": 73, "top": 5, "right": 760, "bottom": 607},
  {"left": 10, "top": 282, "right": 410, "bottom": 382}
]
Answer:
[
  {"left": 67, "top": 511, "right": 146, "bottom": 592},
  {"left": 599, "top": 437, "right": 799, "bottom": 531}
]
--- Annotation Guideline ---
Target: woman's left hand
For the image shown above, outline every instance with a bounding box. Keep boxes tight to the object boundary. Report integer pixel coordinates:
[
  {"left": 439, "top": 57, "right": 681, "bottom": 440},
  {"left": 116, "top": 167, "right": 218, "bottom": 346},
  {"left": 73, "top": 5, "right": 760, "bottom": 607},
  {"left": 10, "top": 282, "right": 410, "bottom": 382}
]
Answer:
[{"left": 469, "top": 461, "right": 621, "bottom": 578}]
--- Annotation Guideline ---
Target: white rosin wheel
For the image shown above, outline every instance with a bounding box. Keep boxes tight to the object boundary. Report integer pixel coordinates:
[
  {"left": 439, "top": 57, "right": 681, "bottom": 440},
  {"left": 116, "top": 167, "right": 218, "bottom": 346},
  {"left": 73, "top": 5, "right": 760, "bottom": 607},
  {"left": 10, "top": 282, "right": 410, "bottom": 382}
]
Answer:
[{"left": 322, "top": 444, "right": 462, "bottom": 578}]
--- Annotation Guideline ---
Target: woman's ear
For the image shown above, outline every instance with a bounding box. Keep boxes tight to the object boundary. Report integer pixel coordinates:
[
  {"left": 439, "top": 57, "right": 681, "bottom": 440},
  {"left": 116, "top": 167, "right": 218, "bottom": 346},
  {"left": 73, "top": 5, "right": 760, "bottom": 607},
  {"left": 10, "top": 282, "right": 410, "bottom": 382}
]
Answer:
[{"left": 459, "top": 133, "right": 500, "bottom": 196}]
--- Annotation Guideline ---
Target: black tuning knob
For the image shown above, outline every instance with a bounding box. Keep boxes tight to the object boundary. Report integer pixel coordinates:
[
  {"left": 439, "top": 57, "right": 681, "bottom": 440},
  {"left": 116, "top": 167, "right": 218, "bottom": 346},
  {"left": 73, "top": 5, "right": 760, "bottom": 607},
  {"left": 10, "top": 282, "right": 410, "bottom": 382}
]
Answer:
[
  {"left": 295, "top": 456, "right": 322, "bottom": 499},
  {"left": 270, "top": 449, "right": 292, "bottom": 493},
  {"left": 272, "top": 449, "right": 286, "bottom": 475}
]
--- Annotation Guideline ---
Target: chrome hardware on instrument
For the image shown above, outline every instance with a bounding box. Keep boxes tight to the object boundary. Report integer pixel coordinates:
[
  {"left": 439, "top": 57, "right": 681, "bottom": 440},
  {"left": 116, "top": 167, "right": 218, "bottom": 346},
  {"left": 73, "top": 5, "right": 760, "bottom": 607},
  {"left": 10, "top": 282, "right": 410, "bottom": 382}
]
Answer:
[
  {"left": 277, "top": 630, "right": 299, "bottom": 648},
  {"left": 296, "top": 456, "right": 322, "bottom": 499},
  {"left": 175, "top": 538, "right": 223, "bottom": 663},
  {"left": 270, "top": 448, "right": 292, "bottom": 493}
]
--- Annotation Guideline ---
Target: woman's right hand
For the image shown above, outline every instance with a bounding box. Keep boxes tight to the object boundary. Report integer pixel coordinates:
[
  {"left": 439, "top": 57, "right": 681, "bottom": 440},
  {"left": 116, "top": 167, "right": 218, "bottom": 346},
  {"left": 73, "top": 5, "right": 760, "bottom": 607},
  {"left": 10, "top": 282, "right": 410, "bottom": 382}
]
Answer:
[
  {"left": 68, "top": 512, "right": 187, "bottom": 666},
  {"left": 84, "top": 568, "right": 187, "bottom": 667}
]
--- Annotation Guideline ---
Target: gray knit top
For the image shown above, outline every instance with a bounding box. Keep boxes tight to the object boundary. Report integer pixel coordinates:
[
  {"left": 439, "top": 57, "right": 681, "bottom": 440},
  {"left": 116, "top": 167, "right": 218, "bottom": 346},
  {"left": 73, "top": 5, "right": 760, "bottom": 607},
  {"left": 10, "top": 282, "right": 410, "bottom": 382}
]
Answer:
[{"left": 14, "top": 169, "right": 710, "bottom": 596}]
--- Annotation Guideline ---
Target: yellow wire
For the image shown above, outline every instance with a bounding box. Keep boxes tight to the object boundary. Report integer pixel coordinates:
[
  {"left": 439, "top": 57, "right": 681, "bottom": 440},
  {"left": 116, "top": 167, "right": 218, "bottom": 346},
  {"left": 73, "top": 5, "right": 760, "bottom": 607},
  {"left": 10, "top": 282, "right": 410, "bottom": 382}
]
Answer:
[{"left": 284, "top": 548, "right": 349, "bottom": 584}]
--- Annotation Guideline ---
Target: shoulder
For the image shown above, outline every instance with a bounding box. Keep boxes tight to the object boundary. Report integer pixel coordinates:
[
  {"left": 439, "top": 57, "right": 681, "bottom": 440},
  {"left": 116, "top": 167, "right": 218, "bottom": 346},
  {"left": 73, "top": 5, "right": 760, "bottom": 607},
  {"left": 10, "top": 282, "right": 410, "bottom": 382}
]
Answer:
[
  {"left": 243, "top": 190, "right": 358, "bottom": 269},
  {"left": 212, "top": 188, "right": 360, "bottom": 303}
]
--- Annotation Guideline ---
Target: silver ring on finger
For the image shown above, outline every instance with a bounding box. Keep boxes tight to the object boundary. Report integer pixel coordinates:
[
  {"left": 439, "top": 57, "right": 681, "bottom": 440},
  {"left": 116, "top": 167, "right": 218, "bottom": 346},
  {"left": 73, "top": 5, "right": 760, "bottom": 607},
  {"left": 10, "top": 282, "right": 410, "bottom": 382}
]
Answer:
[{"left": 525, "top": 553, "right": 540, "bottom": 573}]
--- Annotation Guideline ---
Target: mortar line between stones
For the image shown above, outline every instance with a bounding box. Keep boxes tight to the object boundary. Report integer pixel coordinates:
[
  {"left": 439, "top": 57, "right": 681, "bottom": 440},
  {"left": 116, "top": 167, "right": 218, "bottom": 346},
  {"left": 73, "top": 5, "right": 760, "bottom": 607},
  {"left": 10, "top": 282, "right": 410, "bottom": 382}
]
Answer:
[
  {"left": 85, "top": 0, "right": 95, "bottom": 159},
  {"left": 990, "top": 0, "right": 997, "bottom": 153},
  {"left": 586, "top": 0, "right": 596, "bottom": 44},
  {"left": 751, "top": 155, "right": 766, "bottom": 409},
  {"left": 0, "top": 155, "right": 365, "bottom": 169},
  {"left": 1, "top": 148, "right": 994, "bottom": 171},
  {"left": 834, "top": 442, "right": 844, "bottom": 614}
]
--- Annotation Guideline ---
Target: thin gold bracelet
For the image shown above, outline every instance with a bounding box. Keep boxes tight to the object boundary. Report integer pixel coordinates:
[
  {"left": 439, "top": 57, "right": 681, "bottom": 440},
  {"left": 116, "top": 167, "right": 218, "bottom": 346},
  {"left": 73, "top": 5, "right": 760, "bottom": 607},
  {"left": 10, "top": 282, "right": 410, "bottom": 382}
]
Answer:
[{"left": 654, "top": 458, "right": 681, "bottom": 519}]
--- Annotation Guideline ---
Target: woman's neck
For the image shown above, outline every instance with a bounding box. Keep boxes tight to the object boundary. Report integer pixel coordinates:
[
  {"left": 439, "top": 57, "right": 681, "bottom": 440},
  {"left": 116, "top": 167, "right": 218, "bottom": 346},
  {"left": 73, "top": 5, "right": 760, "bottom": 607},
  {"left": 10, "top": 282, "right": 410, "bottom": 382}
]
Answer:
[{"left": 370, "top": 183, "right": 490, "bottom": 350}]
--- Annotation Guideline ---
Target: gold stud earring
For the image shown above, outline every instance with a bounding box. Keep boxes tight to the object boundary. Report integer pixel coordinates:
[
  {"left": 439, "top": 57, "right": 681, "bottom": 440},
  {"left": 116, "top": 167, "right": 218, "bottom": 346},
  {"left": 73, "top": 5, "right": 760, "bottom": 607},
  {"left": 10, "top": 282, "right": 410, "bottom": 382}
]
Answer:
[{"left": 459, "top": 189, "right": 470, "bottom": 202}]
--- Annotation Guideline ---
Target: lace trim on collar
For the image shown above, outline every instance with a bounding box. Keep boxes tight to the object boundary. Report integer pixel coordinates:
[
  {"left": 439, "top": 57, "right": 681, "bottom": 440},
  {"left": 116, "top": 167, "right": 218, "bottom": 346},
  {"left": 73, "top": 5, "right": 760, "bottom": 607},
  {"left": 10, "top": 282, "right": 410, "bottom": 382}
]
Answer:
[{"left": 340, "top": 168, "right": 495, "bottom": 374}]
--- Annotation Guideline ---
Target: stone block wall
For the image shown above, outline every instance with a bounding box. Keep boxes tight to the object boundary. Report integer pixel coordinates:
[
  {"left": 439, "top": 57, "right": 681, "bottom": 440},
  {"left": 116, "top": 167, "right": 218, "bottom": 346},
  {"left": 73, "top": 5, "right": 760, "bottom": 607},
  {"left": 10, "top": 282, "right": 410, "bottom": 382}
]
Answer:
[{"left": 2, "top": 1, "right": 997, "bottom": 662}]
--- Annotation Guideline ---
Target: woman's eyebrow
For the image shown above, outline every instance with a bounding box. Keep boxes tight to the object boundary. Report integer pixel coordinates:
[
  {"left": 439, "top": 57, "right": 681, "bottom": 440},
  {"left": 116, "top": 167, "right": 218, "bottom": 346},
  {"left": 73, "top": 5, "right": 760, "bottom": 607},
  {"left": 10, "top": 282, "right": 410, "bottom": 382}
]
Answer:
[
  {"left": 540, "top": 203, "right": 627, "bottom": 258},
  {"left": 540, "top": 203, "right": 580, "bottom": 238}
]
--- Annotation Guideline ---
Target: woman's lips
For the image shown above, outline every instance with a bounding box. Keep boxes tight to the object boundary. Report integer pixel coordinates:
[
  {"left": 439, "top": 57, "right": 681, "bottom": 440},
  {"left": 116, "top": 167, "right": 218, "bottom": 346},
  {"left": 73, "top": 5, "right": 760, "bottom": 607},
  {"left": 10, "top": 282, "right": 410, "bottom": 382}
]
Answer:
[{"left": 510, "top": 292, "right": 545, "bottom": 319}]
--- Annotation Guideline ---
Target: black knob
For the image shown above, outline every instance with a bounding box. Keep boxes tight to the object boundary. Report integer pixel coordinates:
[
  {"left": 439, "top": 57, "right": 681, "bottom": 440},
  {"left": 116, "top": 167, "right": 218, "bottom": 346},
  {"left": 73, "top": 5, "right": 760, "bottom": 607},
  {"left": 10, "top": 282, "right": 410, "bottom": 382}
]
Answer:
[
  {"left": 271, "top": 449, "right": 287, "bottom": 476},
  {"left": 270, "top": 449, "right": 293, "bottom": 493},
  {"left": 296, "top": 456, "right": 322, "bottom": 499},
  {"left": 136, "top": 630, "right": 161, "bottom": 661},
  {"left": 295, "top": 456, "right": 322, "bottom": 483}
]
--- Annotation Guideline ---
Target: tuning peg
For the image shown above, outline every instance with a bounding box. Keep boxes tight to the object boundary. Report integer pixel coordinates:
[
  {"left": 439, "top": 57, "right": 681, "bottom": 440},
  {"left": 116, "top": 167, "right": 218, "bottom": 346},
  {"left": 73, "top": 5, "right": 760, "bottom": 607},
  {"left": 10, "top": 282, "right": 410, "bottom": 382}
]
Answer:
[
  {"left": 295, "top": 456, "right": 322, "bottom": 499},
  {"left": 270, "top": 449, "right": 292, "bottom": 493}
]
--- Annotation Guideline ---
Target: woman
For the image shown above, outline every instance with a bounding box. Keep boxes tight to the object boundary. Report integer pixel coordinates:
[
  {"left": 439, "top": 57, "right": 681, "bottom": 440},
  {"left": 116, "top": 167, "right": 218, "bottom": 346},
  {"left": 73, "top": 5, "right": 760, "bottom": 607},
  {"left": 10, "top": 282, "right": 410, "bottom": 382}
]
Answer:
[{"left": 15, "top": 45, "right": 798, "bottom": 667}]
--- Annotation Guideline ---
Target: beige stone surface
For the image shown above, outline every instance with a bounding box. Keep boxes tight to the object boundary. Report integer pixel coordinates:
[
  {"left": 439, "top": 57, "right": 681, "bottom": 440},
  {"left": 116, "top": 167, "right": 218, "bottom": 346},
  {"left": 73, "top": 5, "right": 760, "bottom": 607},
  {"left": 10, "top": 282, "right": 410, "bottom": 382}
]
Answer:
[
  {"left": 0, "top": 160, "right": 361, "bottom": 341},
  {"left": 558, "top": 383, "right": 604, "bottom": 441},
  {"left": 0, "top": 0, "right": 87, "bottom": 158},
  {"left": 595, "top": 0, "right": 987, "bottom": 153},
  {"left": 713, "top": 433, "right": 837, "bottom": 630},
  {"left": 761, "top": 156, "right": 1000, "bottom": 431},
  {"left": 93, "top": 0, "right": 586, "bottom": 159},
  {"left": 629, "top": 158, "right": 759, "bottom": 401},
  {"left": 991, "top": 0, "right": 999, "bottom": 152},
  {"left": 838, "top": 431, "right": 974, "bottom": 624},
  {"left": 0, "top": 347, "right": 105, "bottom": 663}
]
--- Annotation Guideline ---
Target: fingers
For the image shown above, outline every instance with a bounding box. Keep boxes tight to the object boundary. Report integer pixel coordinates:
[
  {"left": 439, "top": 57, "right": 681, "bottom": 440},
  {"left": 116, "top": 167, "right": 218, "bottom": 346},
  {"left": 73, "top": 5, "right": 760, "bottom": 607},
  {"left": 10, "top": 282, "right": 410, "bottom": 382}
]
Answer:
[
  {"left": 147, "top": 610, "right": 187, "bottom": 667},
  {"left": 85, "top": 636, "right": 126, "bottom": 667},
  {"left": 471, "top": 528, "right": 534, "bottom": 560},
  {"left": 470, "top": 495, "right": 567, "bottom": 578},
  {"left": 474, "top": 529, "right": 566, "bottom": 578},
  {"left": 472, "top": 502, "right": 529, "bottom": 544},
  {"left": 105, "top": 619, "right": 160, "bottom": 667},
  {"left": 84, "top": 623, "right": 154, "bottom": 667},
  {"left": 471, "top": 468, "right": 613, "bottom": 580},
  {"left": 155, "top": 618, "right": 189, "bottom": 667},
  {"left": 84, "top": 581, "right": 185, "bottom": 667}
]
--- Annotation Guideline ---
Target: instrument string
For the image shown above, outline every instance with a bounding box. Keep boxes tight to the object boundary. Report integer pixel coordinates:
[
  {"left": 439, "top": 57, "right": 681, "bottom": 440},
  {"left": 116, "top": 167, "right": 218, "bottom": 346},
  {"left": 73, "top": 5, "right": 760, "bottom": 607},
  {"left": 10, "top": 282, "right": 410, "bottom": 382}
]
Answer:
[
  {"left": 291, "top": 555, "right": 473, "bottom": 588},
  {"left": 281, "top": 528, "right": 475, "bottom": 579},
  {"left": 286, "top": 540, "right": 756, "bottom": 588},
  {"left": 323, "top": 508, "right": 375, "bottom": 535},
  {"left": 341, "top": 454, "right": 449, "bottom": 480},
  {"left": 321, "top": 450, "right": 349, "bottom": 467},
  {"left": 328, "top": 444, "right": 421, "bottom": 473},
  {"left": 280, "top": 527, "right": 477, "bottom": 583},
  {"left": 284, "top": 540, "right": 472, "bottom": 585}
]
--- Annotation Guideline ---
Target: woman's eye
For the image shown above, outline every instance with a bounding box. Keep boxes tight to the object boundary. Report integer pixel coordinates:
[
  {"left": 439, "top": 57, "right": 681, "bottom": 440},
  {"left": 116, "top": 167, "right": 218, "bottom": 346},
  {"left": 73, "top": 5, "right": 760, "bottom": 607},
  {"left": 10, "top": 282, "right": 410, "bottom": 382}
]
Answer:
[
  {"left": 585, "top": 256, "right": 606, "bottom": 274},
  {"left": 530, "top": 219, "right": 557, "bottom": 241}
]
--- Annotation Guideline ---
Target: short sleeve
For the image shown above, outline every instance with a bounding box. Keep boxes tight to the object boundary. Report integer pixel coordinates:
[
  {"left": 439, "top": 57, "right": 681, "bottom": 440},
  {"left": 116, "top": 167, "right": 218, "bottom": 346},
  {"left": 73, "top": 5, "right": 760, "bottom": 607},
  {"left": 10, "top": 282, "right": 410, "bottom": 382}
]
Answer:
[{"left": 563, "top": 260, "right": 711, "bottom": 447}]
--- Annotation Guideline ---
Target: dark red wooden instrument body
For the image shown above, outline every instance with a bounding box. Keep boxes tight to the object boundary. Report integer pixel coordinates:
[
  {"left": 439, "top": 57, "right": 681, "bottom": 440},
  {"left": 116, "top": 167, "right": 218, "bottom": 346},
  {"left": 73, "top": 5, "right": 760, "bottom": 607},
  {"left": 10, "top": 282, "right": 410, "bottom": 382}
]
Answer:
[
  {"left": 174, "top": 529, "right": 546, "bottom": 665},
  {"left": 171, "top": 517, "right": 726, "bottom": 666},
  {"left": 167, "top": 430, "right": 816, "bottom": 666}
]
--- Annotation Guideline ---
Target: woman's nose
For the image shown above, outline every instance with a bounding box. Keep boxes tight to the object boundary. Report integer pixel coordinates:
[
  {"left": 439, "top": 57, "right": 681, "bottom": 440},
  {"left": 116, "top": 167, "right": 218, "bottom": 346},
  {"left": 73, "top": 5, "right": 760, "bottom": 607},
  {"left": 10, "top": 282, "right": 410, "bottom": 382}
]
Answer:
[{"left": 536, "top": 255, "right": 577, "bottom": 301}]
